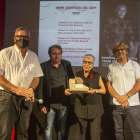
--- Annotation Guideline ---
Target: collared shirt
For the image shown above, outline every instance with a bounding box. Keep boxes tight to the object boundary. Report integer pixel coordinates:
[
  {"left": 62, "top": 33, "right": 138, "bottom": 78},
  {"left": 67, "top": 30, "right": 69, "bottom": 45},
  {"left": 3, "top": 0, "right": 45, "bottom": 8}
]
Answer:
[
  {"left": 50, "top": 63, "right": 67, "bottom": 109},
  {"left": 107, "top": 59, "right": 140, "bottom": 106},
  {"left": 0, "top": 45, "right": 43, "bottom": 89}
]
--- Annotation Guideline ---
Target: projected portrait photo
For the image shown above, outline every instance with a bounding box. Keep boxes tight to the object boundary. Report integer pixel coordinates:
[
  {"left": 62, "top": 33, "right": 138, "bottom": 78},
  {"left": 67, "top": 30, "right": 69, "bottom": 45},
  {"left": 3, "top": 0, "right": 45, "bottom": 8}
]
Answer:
[{"left": 103, "top": 3, "right": 139, "bottom": 59}]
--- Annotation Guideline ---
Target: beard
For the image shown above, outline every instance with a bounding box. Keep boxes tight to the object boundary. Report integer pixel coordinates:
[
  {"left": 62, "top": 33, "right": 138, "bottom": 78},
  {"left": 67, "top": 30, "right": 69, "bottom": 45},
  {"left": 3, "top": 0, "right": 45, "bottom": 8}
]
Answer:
[{"left": 117, "top": 53, "right": 126, "bottom": 60}]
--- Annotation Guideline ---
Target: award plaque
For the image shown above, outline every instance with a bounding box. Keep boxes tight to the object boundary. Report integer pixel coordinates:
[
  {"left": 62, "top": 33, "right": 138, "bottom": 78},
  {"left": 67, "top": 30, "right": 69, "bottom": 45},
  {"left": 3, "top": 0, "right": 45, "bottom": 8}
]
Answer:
[{"left": 69, "top": 77, "right": 89, "bottom": 93}]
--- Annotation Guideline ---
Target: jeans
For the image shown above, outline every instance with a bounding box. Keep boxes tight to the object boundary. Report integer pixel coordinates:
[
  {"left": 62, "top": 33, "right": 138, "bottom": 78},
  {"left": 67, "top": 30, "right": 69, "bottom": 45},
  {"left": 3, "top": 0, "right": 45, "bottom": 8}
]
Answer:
[
  {"left": 111, "top": 105, "right": 140, "bottom": 140},
  {"left": 0, "top": 90, "right": 33, "bottom": 140},
  {"left": 44, "top": 107, "right": 68, "bottom": 140}
]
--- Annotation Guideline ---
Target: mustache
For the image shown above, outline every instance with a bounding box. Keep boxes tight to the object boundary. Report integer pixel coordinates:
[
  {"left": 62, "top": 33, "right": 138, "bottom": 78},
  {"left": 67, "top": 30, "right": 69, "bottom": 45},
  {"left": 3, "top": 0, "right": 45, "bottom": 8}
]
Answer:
[{"left": 118, "top": 53, "right": 124, "bottom": 55}]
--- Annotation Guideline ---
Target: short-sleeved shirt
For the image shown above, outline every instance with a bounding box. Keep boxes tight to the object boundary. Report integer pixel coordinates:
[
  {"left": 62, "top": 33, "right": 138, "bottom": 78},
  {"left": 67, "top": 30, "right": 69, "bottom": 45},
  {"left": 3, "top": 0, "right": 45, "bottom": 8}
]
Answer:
[
  {"left": 0, "top": 45, "right": 43, "bottom": 89},
  {"left": 107, "top": 59, "right": 140, "bottom": 106}
]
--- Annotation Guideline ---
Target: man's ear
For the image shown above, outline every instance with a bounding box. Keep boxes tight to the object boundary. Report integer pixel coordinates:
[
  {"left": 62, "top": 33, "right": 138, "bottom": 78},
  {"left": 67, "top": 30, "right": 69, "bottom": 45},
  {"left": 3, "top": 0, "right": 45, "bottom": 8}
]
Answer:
[{"left": 13, "top": 36, "right": 16, "bottom": 42}]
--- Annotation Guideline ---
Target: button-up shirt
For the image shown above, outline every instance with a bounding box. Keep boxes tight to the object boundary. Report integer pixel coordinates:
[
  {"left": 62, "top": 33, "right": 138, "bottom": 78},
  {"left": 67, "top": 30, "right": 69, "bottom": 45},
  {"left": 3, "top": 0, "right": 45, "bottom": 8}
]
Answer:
[
  {"left": 0, "top": 45, "right": 43, "bottom": 89},
  {"left": 50, "top": 63, "right": 67, "bottom": 109}
]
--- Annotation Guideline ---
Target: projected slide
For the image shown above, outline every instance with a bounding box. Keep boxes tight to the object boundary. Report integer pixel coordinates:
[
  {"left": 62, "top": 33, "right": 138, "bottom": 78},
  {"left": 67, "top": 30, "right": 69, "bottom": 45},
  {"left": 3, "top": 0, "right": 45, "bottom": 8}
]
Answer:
[
  {"left": 100, "top": 2, "right": 139, "bottom": 67},
  {"left": 38, "top": 1, "right": 100, "bottom": 66}
]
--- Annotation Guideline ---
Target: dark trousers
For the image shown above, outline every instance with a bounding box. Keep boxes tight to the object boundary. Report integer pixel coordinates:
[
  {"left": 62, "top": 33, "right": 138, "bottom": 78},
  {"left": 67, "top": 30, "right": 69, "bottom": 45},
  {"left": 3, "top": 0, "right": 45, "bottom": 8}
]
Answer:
[
  {"left": 111, "top": 105, "right": 140, "bottom": 140},
  {"left": 0, "top": 90, "right": 33, "bottom": 140},
  {"left": 76, "top": 116, "right": 101, "bottom": 140}
]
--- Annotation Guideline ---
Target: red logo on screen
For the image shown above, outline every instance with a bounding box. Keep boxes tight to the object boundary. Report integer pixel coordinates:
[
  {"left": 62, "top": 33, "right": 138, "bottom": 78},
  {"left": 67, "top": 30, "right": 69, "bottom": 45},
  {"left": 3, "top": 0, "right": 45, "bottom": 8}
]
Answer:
[{"left": 90, "top": 74, "right": 94, "bottom": 79}]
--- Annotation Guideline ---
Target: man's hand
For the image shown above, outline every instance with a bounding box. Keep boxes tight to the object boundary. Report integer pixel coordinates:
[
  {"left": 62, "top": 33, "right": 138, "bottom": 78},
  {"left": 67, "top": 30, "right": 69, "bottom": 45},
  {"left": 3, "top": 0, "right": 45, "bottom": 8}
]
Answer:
[
  {"left": 116, "top": 95, "right": 128, "bottom": 104},
  {"left": 86, "top": 88, "right": 96, "bottom": 94},
  {"left": 121, "top": 100, "right": 129, "bottom": 109},
  {"left": 25, "top": 88, "right": 35, "bottom": 102},
  {"left": 40, "top": 107, "right": 47, "bottom": 114},
  {"left": 65, "top": 89, "right": 72, "bottom": 95},
  {"left": 16, "top": 87, "right": 34, "bottom": 98}
]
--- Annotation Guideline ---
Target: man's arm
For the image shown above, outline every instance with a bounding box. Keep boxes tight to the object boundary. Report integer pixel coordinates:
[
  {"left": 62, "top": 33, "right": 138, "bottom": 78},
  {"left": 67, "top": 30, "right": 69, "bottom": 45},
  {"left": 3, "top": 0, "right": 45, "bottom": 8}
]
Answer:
[
  {"left": 117, "top": 78, "right": 140, "bottom": 104},
  {"left": 29, "top": 77, "right": 40, "bottom": 91},
  {"left": 35, "top": 75, "right": 47, "bottom": 114},
  {"left": 67, "top": 62, "right": 74, "bottom": 79},
  {"left": 0, "top": 75, "right": 33, "bottom": 98},
  {"left": 106, "top": 80, "right": 129, "bottom": 108},
  {"left": 106, "top": 80, "right": 120, "bottom": 99},
  {"left": 27, "top": 77, "right": 40, "bottom": 101}
]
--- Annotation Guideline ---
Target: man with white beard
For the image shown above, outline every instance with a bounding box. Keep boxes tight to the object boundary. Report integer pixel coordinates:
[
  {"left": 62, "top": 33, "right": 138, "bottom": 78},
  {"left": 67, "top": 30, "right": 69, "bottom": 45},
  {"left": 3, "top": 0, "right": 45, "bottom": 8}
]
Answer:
[{"left": 106, "top": 42, "right": 140, "bottom": 140}]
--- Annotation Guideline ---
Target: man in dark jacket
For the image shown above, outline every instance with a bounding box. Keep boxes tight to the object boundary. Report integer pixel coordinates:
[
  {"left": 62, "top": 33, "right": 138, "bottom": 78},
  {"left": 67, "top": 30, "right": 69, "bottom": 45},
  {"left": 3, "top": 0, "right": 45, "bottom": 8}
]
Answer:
[{"left": 38, "top": 44, "right": 74, "bottom": 140}]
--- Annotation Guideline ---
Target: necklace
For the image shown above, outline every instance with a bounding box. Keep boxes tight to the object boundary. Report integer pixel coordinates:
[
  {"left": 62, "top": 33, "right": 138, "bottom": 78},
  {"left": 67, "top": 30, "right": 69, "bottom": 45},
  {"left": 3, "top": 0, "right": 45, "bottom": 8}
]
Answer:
[{"left": 84, "top": 73, "right": 89, "bottom": 77}]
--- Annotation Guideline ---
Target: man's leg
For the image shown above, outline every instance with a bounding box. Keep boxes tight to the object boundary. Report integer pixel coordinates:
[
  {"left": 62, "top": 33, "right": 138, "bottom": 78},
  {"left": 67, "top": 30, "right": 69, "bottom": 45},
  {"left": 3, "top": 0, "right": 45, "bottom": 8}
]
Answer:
[
  {"left": 44, "top": 107, "right": 56, "bottom": 140},
  {"left": 0, "top": 91, "right": 17, "bottom": 140},
  {"left": 126, "top": 105, "right": 140, "bottom": 140},
  {"left": 15, "top": 100, "right": 33, "bottom": 140},
  {"left": 112, "top": 105, "right": 125, "bottom": 140},
  {"left": 57, "top": 107, "right": 68, "bottom": 140}
]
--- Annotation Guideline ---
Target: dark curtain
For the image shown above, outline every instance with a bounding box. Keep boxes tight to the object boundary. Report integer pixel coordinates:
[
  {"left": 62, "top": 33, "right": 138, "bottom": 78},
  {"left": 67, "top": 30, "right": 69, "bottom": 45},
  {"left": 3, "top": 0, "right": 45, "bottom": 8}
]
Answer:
[{"left": 0, "top": 0, "right": 6, "bottom": 50}]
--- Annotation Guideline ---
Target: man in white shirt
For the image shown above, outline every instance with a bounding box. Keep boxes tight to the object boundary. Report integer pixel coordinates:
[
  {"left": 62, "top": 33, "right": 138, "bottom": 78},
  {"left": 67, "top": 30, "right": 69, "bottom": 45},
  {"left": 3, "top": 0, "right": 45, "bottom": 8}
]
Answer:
[
  {"left": 0, "top": 27, "right": 43, "bottom": 140},
  {"left": 106, "top": 42, "right": 140, "bottom": 140}
]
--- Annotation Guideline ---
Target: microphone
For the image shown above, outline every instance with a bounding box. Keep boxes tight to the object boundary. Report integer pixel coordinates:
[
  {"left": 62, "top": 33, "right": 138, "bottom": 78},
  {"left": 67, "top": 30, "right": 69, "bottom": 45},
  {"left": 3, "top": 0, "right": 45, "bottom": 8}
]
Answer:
[{"left": 26, "top": 97, "right": 43, "bottom": 104}]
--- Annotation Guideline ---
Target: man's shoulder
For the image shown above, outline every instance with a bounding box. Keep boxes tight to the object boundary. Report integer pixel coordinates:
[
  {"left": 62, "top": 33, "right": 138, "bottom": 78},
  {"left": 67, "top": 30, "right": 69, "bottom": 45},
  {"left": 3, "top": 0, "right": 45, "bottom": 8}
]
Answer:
[
  {"left": 108, "top": 61, "right": 117, "bottom": 67},
  {"left": 129, "top": 59, "right": 138, "bottom": 64},
  {"left": 28, "top": 49, "right": 37, "bottom": 56},
  {"left": 0, "top": 46, "right": 13, "bottom": 52},
  {"left": 75, "top": 70, "right": 82, "bottom": 77},
  {"left": 0, "top": 46, "right": 14, "bottom": 56},
  {"left": 61, "top": 59, "right": 71, "bottom": 64},
  {"left": 40, "top": 60, "right": 50, "bottom": 67},
  {"left": 129, "top": 59, "right": 139, "bottom": 68}
]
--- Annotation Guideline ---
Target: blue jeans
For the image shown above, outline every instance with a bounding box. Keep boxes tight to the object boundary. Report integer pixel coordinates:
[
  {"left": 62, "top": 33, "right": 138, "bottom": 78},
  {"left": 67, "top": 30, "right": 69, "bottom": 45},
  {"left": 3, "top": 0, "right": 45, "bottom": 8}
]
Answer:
[
  {"left": 111, "top": 105, "right": 140, "bottom": 140},
  {"left": 44, "top": 107, "right": 68, "bottom": 140}
]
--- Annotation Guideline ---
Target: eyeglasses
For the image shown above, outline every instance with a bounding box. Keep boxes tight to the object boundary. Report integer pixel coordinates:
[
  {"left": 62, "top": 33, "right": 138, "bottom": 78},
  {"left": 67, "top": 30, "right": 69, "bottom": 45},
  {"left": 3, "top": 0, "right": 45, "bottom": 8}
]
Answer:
[
  {"left": 83, "top": 61, "right": 93, "bottom": 65},
  {"left": 15, "top": 35, "right": 30, "bottom": 40},
  {"left": 115, "top": 48, "right": 126, "bottom": 52}
]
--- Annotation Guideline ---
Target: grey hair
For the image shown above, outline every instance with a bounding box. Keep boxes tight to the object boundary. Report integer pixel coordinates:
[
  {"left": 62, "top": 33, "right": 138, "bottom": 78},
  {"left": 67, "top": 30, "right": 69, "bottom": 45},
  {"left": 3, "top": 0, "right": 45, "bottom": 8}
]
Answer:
[
  {"left": 14, "top": 27, "right": 31, "bottom": 38},
  {"left": 115, "top": 4, "right": 127, "bottom": 14},
  {"left": 113, "top": 42, "right": 129, "bottom": 54},
  {"left": 83, "top": 54, "right": 95, "bottom": 64}
]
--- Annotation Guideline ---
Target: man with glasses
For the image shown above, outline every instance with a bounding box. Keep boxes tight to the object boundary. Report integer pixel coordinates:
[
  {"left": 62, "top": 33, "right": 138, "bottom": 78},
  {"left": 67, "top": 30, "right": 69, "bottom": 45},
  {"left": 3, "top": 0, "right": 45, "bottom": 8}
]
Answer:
[
  {"left": 106, "top": 42, "right": 140, "bottom": 140},
  {"left": 0, "top": 27, "right": 43, "bottom": 140},
  {"left": 37, "top": 44, "right": 74, "bottom": 140}
]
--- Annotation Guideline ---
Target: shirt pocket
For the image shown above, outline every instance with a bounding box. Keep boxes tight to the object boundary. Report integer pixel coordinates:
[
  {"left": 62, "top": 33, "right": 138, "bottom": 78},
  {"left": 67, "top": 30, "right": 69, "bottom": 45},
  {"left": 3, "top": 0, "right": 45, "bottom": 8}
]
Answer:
[{"left": 24, "top": 64, "right": 36, "bottom": 76}]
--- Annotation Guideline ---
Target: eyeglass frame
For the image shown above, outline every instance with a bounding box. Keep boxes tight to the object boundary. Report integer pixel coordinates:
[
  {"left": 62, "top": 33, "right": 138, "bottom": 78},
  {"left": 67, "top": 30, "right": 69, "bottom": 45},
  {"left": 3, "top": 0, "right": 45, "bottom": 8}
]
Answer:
[
  {"left": 14, "top": 35, "right": 30, "bottom": 40},
  {"left": 115, "top": 48, "right": 126, "bottom": 52},
  {"left": 83, "top": 61, "right": 94, "bottom": 65}
]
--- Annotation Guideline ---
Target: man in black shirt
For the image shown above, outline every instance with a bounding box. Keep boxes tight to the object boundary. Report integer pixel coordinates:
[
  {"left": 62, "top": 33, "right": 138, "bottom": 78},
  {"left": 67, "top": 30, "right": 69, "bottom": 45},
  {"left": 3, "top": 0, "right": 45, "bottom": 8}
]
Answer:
[{"left": 38, "top": 45, "right": 74, "bottom": 140}]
